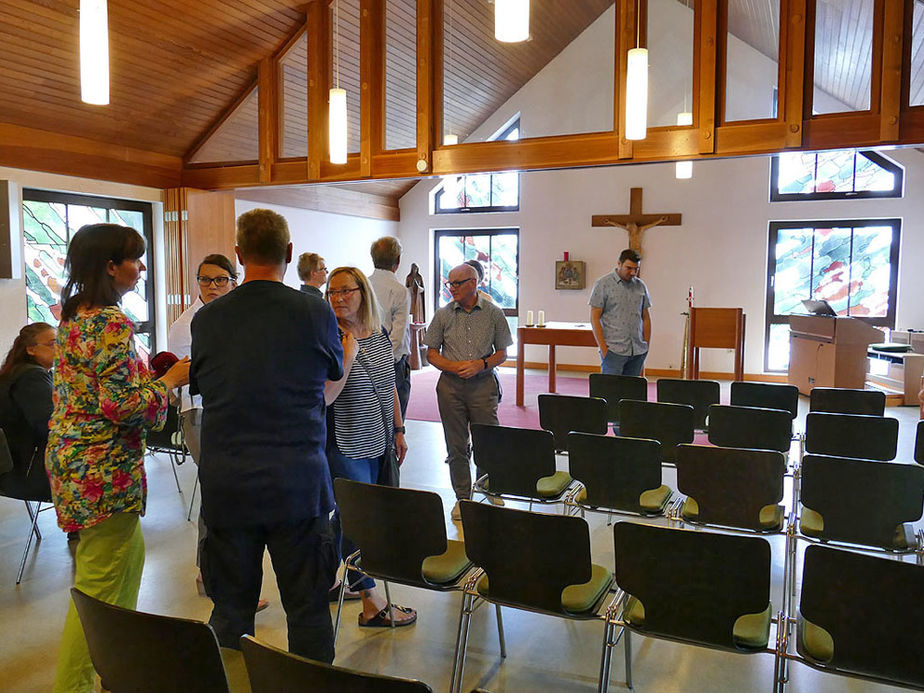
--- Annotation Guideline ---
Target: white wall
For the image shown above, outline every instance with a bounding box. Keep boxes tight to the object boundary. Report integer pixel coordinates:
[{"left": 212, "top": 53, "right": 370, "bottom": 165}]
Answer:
[
  {"left": 0, "top": 166, "right": 164, "bottom": 358},
  {"left": 234, "top": 199, "right": 399, "bottom": 289}
]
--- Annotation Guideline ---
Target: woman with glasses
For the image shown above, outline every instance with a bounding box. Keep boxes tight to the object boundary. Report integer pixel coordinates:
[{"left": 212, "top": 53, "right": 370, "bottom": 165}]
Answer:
[
  {"left": 167, "top": 254, "right": 272, "bottom": 606},
  {"left": 323, "top": 267, "right": 416, "bottom": 628},
  {"left": 0, "top": 322, "right": 56, "bottom": 503},
  {"left": 47, "top": 223, "right": 190, "bottom": 692}
]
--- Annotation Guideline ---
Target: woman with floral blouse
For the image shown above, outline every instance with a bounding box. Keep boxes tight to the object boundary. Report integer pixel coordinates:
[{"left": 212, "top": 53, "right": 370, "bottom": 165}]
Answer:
[{"left": 47, "top": 223, "right": 190, "bottom": 693}]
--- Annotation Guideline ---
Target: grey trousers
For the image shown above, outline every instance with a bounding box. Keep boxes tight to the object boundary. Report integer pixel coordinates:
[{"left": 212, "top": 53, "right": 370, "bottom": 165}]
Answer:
[
  {"left": 436, "top": 372, "right": 500, "bottom": 500},
  {"left": 180, "top": 408, "right": 207, "bottom": 567}
]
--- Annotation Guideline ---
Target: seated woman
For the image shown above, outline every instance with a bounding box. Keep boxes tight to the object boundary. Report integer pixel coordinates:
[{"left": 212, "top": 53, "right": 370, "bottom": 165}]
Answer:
[
  {"left": 325, "top": 266, "right": 415, "bottom": 627},
  {"left": 0, "top": 322, "right": 56, "bottom": 501}
]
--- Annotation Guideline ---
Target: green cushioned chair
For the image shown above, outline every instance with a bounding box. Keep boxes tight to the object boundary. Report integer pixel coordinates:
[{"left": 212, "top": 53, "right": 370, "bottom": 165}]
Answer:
[
  {"left": 333, "top": 480, "right": 478, "bottom": 646},
  {"left": 241, "top": 635, "right": 433, "bottom": 692},
  {"left": 604, "top": 522, "right": 776, "bottom": 692},
  {"left": 567, "top": 433, "right": 673, "bottom": 518},
  {"left": 675, "top": 444, "right": 787, "bottom": 533},
  {"left": 70, "top": 587, "right": 251, "bottom": 693},
  {"left": 472, "top": 424, "right": 575, "bottom": 505},
  {"left": 453, "top": 501, "right": 617, "bottom": 693}
]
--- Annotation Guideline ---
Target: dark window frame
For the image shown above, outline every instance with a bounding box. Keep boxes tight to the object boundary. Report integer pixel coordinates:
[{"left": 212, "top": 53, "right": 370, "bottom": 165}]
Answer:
[
  {"left": 769, "top": 150, "right": 904, "bottom": 202},
  {"left": 22, "top": 188, "right": 157, "bottom": 349},
  {"left": 764, "top": 218, "right": 901, "bottom": 372},
  {"left": 434, "top": 119, "right": 520, "bottom": 214},
  {"left": 432, "top": 227, "right": 520, "bottom": 317}
]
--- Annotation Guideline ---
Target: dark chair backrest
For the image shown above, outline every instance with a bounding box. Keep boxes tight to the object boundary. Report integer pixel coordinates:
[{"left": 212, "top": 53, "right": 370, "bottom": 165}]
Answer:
[
  {"left": 809, "top": 387, "right": 886, "bottom": 416},
  {"left": 537, "top": 394, "right": 608, "bottom": 452},
  {"left": 613, "top": 522, "right": 771, "bottom": 650},
  {"left": 70, "top": 588, "right": 232, "bottom": 693},
  {"left": 707, "top": 404, "right": 793, "bottom": 453},
  {"left": 799, "top": 454, "right": 924, "bottom": 548},
  {"left": 240, "top": 635, "right": 432, "bottom": 692},
  {"left": 588, "top": 373, "right": 648, "bottom": 423},
  {"left": 334, "top": 479, "right": 449, "bottom": 586},
  {"left": 471, "top": 424, "right": 557, "bottom": 498},
  {"left": 459, "top": 501, "right": 594, "bottom": 614},
  {"left": 675, "top": 444, "right": 786, "bottom": 531},
  {"left": 617, "top": 400, "right": 694, "bottom": 463},
  {"left": 656, "top": 378, "right": 720, "bottom": 430},
  {"left": 0, "top": 428, "right": 13, "bottom": 476},
  {"left": 730, "top": 381, "right": 799, "bottom": 419},
  {"left": 145, "top": 403, "right": 182, "bottom": 451},
  {"left": 916, "top": 420, "right": 924, "bottom": 466},
  {"left": 800, "top": 545, "right": 924, "bottom": 688},
  {"left": 567, "top": 433, "right": 663, "bottom": 513},
  {"left": 804, "top": 412, "right": 898, "bottom": 460}
]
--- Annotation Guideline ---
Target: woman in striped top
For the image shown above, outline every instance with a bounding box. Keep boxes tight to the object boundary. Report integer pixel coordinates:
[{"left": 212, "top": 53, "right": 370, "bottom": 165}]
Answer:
[{"left": 324, "top": 266, "right": 415, "bottom": 628}]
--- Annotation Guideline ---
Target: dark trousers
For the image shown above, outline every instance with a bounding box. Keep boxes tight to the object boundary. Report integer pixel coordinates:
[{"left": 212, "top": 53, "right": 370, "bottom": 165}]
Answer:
[
  {"left": 201, "top": 514, "right": 339, "bottom": 662},
  {"left": 395, "top": 354, "right": 411, "bottom": 421}
]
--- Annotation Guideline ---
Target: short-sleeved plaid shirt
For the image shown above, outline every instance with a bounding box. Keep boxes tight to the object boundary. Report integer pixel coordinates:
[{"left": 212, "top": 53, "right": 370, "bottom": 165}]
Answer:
[{"left": 589, "top": 271, "right": 651, "bottom": 356}]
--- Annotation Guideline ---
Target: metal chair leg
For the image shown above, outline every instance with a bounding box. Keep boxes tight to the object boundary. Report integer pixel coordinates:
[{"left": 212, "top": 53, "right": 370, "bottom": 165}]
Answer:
[
  {"left": 598, "top": 621, "right": 615, "bottom": 693},
  {"left": 332, "top": 571, "right": 348, "bottom": 648},
  {"left": 168, "top": 451, "right": 182, "bottom": 493},
  {"left": 17, "top": 501, "right": 42, "bottom": 584},
  {"left": 383, "top": 580, "right": 395, "bottom": 630},
  {"left": 186, "top": 473, "right": 199, "bottom": 522},
  {"left": 623, "top": 628, "right": 633, "bottom": 690},
  {"left": 495, "top": 604, "right": 506, "bottom": 657},
  {"left": 450, "top": 592, "right": 475, "bottom": 693}
]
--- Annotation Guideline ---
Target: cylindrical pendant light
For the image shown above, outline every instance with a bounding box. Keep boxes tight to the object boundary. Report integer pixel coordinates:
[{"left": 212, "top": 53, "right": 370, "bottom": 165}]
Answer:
[
  {"left": 329, "top": 88, "right": 348, "bottom": 165},
  {"left": 675, "top": 112, "right": 693, "bottom": 179},
  {"left": 79, "top": 0, "right": 110, "bottom": 105},
  {"left": 625, "top": 47, "right": 648, "bottom": 140},
  {"left": 495, "top": 0, "right": 529, "bottom": 43}
]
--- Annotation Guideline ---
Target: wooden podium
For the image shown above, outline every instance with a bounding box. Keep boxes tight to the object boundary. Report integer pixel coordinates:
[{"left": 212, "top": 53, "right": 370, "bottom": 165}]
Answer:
[
  {"left": 686, "top": 307, "right": 745, "bottom": 380},
  {"left": 788, "top": 315, "right": 884, "bottom": 395}
]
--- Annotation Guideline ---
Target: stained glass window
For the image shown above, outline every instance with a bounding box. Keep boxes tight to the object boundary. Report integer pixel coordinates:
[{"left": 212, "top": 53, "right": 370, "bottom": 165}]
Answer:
[
  {"left": 435, "top": 119, "right": 520, "bottom": 214},
  {"left": 764, "top": 219, "right": 900, "bottom": 372},
  {"left": 22, "top": 190, "right": 156, "bottom": 362},
  {"left": 771, "top": 150, "right": 902, "bottom": 201}
]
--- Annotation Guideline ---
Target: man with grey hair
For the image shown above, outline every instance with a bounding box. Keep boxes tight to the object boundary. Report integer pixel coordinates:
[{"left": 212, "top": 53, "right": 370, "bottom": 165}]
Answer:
[
  {"left": 368, "top": 236, "right": 412, "bottom": 419},
  {"left": 424, "top": 263, "right": 512, "bottom": 521},
  {"left": 297, "top": 252, "right": 328, "bottom": 298},
  {"left": 190, "top": 208, "right": 344, "bottom": 662}
]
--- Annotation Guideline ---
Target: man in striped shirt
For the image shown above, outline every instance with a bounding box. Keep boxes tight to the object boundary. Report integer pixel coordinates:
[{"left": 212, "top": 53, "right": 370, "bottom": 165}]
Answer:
[{"left": 424, "top": 263, "right": 512, "bottom": 521}]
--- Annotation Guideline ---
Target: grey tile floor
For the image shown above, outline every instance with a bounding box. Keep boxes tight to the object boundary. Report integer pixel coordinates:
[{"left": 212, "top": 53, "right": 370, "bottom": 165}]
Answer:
[{"left": 0, "top": 372, "right": 918, "bottom": 692}]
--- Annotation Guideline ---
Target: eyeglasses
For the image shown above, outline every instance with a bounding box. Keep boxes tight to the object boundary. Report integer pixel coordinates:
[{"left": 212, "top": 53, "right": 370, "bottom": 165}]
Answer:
[
  {"left": 444, "top": 278, "right": 474, "bottom": 289},
  {"left": 197, "top": 275, "right": 233, "bottom": 287},
  {"left": 317, "top": 266, "right": 329, "bottom": 273},
  {"left": 328, "top": 287, "right": 361, "bottom": 298}
]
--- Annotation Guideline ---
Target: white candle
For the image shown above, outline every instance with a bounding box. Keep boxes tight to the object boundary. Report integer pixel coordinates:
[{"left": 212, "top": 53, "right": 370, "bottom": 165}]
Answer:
[
  {"left": 538, "top": 310, "right": 545, "bottom": 326},
  {"left": 526, "top": 310, "right": 534, "bottom": 325}
]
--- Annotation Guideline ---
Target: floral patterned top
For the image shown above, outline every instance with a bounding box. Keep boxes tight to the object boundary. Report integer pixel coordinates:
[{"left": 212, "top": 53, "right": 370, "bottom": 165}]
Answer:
[{"left": 46, "top": 306, "right": 168, "bottom": 532}]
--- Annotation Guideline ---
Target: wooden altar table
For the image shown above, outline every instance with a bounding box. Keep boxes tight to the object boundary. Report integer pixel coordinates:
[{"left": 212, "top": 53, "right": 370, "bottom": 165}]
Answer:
[{"left": 516, "top": 322, "right": 597, "bottom": 406}]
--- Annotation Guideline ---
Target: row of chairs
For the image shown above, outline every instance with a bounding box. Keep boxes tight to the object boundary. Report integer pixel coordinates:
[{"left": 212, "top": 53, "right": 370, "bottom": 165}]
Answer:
[{"left": 537, "top": 392, "right": 905, "bottom": 463}]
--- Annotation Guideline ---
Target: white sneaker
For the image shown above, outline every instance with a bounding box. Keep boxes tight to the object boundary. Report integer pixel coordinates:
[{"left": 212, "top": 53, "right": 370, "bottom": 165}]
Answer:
[
  {"left": 451, "top": 501, "right": 462, "bottom": 521},
  {"left": 486, "top": 495, "right": 505, "bottom": 507}
]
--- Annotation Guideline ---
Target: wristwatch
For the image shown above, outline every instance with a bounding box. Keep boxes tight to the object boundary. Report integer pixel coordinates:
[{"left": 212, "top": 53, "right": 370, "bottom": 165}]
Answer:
[
  {"left": 482, "top": 357, "right": 489, "bottom": 370},
  {"left": 394, "top": 425, "right": 406, "bottom": 434}
]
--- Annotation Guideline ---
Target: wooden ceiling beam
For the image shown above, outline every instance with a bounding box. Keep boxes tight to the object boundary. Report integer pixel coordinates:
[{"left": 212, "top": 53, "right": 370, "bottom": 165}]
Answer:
[{"left": 307, "top": 0, "right": 332, "bottom": 180}]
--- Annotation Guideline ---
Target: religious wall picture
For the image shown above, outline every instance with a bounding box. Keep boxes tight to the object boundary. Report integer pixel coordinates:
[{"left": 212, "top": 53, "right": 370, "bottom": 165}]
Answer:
[{"left": 555, "top": 260, "right": 586, "bottom": 290}]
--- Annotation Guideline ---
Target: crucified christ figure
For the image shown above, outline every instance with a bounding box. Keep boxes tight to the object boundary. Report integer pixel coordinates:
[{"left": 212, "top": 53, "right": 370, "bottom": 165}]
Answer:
[
  {"left": 599, "top": 216, "right": 669, "bottom": 255},
  {"left": 591, "top": 188, "right": 682, "bottom": 258}
]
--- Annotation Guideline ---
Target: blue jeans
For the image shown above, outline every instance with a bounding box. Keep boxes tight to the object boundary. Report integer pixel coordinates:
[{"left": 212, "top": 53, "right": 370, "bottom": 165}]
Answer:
[
  {"left": 327, "top": 445, "right": 381, "bottom": 592},
  {"left": 601, "top": 350, "right": 647, "bottom": 377}
]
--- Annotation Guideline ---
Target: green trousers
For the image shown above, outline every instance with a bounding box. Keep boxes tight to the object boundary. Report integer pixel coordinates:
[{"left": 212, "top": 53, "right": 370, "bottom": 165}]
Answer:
[{"left": 53, "top": 512, "right": 145, "bottom": 693}]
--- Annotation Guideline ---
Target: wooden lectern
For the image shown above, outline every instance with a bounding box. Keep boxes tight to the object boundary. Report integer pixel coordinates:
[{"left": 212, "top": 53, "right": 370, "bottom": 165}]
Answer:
[
  {"left": 686, "top": 308, "right": 745, "bottom": 380},
  {"left": 788, "top": 315, "right": 884, "bottom": 395}
]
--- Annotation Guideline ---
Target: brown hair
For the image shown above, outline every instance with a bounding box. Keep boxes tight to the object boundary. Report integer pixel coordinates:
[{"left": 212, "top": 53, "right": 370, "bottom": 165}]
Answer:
[
  {"left": 325, "top": 267, "right": 381, "bottom": 334},
  {"left": 60, "top": 223, "right": 146, "bottom": 321},
  {"left": 370, "top": 236, "right": 402, "bottom": 270},
  {"left": 236, "top": 209, "right": 290, "bottom": 265},
  {"left": 197, "top": 253, "right": 237, "bottom": 280},
  {"left": 619, "top": 248, "right": 641, "bottom": 264},
  {"left": 0, "top": 323, "right": 55, "bottom": 379}
]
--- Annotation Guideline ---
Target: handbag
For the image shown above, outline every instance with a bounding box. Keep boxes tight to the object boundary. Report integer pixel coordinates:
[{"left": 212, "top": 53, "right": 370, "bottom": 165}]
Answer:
[{"left": 354, "top": 346, "right": 400, "bottom": 488}]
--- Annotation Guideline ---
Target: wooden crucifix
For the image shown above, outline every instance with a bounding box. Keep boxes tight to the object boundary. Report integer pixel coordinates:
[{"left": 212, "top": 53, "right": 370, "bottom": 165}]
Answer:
[{"left": 591, "top": 187, "right": 682, "bottom": 256}]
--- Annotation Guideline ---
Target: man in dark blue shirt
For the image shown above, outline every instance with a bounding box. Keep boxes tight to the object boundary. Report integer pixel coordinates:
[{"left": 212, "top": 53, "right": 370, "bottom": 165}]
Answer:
[{"left": 190, "top": 208, "right": 344, "bottom": 662}]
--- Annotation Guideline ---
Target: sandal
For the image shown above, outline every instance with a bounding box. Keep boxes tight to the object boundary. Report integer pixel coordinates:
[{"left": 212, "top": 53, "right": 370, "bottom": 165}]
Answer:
[
  {"left": 358, "top": 604, "right": 417, "bottom": 628},
  {"left": 329, "top": 583, "right": 362, "bottom": 602}
]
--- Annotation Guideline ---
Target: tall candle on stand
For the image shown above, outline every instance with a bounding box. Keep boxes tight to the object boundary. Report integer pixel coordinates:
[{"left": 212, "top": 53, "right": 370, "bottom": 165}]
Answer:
[
  {"left": 526, "top": 310, "right": 534, "bottom": 325},
  {"left": 538, "top": 310, "right": 545, "bottom": 326}
]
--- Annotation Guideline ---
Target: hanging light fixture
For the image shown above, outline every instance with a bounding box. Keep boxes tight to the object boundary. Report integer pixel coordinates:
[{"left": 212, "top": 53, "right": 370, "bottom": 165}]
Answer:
[
  {"left": 79, "top": 0, "right": 110, "bottom": 105},
  {"left": 329, "top": 0, "right": 347, "bottom": 164},
  {"left": 495, "top": 0, "right": 529, "bottom": 43},
  {"left": 675, "top": 112, "right": 693, "bottom": 179},
  {"left": 624, "top": 0, "right": 647, "bottom": 141}
]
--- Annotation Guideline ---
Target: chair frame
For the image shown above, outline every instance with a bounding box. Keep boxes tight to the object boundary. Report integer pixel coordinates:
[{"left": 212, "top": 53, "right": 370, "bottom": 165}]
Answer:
[
  {"left": 803, "top": 411, "right": 899, "bottom": 461},
  {"left": 617, "top": 399, "right": 695, "bottom": 466},
  {"left": 707, "top": 404, "right": 794, "bottom": 457},
  {"left": 537, "top": 393, "right": 608, "bottom": 453},
  {"left": 145, "top": 402, "right": 188, "bottom": 494},
  {"left": 655, "top": 378, "right": 720, "bottom": 431},
  {"left": 588, "top": 373, "right": 648, "bottom": 424},
  {"left": 452, "top": 501, "right": 618, "bottom": 693},
  {"left": 808, "top": 386, "right": 886, "bottom": 417}
]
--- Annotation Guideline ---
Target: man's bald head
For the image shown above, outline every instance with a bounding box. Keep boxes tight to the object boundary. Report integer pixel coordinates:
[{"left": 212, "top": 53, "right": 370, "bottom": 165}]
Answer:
[
  {"left": 447, "top": 263, "right": 479, "bottom": 307},
  {"left": 450, "top": 264, "right": 478, "bottom": 282}
]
